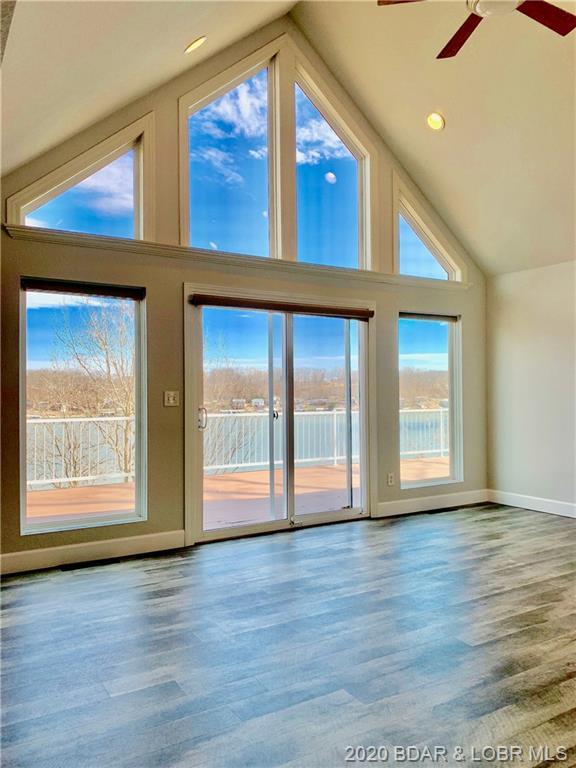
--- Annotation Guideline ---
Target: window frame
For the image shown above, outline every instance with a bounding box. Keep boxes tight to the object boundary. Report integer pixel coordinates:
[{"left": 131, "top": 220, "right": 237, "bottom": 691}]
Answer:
[
  {"left": 178, "top": 43, "right": 280, "bottom": 257},
  {"left": 183, "top": 280, "right": 376, "bottom": 545},
  {"left": 20, "top": 278, "right": 148, "bottom": 535},
  {"left": 397, "top": 312, "right": 463, "bottom": 490},
  {"left": 293, "top": 65, "right": 368, "bottom": 270},
  {"left": 6, "top": 114, "right": 155, "bottom": 241},
  {"left": 178, "top": 36, "right": 374, "bottom": 270},
  {"left": 393, "top": 172, "right": 466, "bottom": 282}
]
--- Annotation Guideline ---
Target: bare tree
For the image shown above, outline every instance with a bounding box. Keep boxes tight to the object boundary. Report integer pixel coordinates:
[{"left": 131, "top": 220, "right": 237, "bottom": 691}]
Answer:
[{"left": 27, "top": 298, "right": 136, "bottom": 487}]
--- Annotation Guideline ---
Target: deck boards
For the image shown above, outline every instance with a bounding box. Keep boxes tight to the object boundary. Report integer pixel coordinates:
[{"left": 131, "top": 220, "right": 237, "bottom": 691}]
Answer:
[
  {"left": 1, "top": 504, "right": 575, "bottom": 767},
  {"left": 25, "top": 458, "right": 450, "bottom": 525}
]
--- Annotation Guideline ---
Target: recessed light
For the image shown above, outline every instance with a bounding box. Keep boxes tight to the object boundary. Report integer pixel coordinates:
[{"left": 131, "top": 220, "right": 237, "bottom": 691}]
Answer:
[
  {"left": 184, "top": 36, "right": 207, "bottom": 55},
  {"left": 427, "top": 112, "right": 445, "bottom": 131}
]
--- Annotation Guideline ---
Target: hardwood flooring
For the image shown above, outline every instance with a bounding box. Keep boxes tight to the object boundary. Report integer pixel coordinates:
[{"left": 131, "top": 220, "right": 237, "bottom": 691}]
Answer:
[{"left": 1, "top": 504, "right": 575, "bottom": 767}]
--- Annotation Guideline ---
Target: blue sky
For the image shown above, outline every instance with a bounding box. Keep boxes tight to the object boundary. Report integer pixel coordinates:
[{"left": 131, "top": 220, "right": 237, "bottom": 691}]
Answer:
[
  {"left": 189, "top": 69, "right": 269, "bottom": 256},
  {"left": 27, "top": 297, "right": 448, "bottom": 372},
  {"left": 399, "top": 216, "right": 448, "bottom": 280},
  {"left": 203, "top": 309, "right": 356, "bottom": 372},
  {"left": 399, "top": 317, "right": 448, "bottom": 371},
  {"left": 295, "top": 84, "right": 358, "bottom": 268},
  {"left": 188, "top": 70, "right": 358, "bottom": 266},
  {"left": 26, "top": 292, "right": 133, "bottom": 370},
  {"left": 26, "top": 151, "right": 135, "bottom": 238}
]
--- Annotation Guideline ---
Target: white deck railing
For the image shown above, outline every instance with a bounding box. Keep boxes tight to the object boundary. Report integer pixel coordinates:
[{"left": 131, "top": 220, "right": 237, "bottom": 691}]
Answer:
[
  {"left": 26, "top": 416, "right": 134, "bottom": 489},
  {"left": 26, "top": 408, "right": 449, "bottom": 488}
]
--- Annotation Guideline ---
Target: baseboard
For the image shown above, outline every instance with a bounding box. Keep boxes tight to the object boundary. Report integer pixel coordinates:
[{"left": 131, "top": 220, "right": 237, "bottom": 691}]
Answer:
[
  {"left": 0, "top": 530, "right": 186, "bottom": 575},
  {"left": 487, "top": 490, "right": 576, "bottom": 519},
  {"left": 3, "top": 490, "right": 572, "bottom": 575},
  {"left": 375, "top": 489, "right": 490, "bottom": 518}
]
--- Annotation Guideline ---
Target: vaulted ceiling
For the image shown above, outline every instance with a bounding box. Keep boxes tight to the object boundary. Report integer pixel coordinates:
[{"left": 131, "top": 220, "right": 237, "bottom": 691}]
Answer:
[
  {"left": 1, "top": 1, "right": 294, "bottom": 172},
  {"left": 292, "top": 1, "right": 576, "bottom": 275},
  {"left": 2, "top": 0, "right": 575, "bottom": 275}
]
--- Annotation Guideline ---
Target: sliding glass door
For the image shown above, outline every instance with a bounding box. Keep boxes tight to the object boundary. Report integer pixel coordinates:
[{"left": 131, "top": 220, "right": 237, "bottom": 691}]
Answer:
[
  {"left": 293, "top": 315, "right": 359, "bottom": 517},
  {"left": 195, "top": 302, "right": 366, "bottom": 537},
  {"left": 201, "top": 307, "right": 285, "bottom": 531}
]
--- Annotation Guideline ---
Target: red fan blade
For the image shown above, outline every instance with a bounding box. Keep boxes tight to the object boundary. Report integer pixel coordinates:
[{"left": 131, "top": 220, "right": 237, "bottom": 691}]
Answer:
[
  {"left": 377, "top": 1, "right": 425, "bottom": 5},
  {"left": 516, "top": 1, "right": 576, "bottom": 35},
  {"left": 437, "top": 13, "right": 483, "bottom": 59}
]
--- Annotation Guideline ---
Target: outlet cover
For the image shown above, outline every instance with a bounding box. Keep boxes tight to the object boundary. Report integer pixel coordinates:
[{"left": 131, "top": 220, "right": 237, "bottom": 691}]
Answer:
[{"left": 164, "top": 391, "right": 180, "bottom": 407}]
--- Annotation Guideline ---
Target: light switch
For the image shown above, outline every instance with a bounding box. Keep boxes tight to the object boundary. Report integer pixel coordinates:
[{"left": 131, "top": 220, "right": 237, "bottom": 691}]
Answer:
[{"left": 164, "top": 391, "right": 180, "bottom": 407}]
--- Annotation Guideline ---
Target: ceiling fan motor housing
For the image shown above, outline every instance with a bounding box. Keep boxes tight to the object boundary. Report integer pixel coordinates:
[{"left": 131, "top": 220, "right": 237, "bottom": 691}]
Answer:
[{"left": 468, "top": 0, "right": 521, "bottom": 16}]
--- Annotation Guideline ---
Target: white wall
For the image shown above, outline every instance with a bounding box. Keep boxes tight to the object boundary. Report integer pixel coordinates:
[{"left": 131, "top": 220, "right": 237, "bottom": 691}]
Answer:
[{"left": 487, "top": 261, "right": 576, "bottom": 516}]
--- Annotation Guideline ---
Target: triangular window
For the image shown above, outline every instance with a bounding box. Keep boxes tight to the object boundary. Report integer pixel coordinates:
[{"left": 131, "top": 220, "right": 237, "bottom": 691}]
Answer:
[
  {"left": 25, "top": 150, "right": 136, "bottom": 239},
  {"left": 398, "top": 214, "right": 449, "bottom": 280},
  {"left": 295, "top": 84, "right": 359, "bottom": 269}
]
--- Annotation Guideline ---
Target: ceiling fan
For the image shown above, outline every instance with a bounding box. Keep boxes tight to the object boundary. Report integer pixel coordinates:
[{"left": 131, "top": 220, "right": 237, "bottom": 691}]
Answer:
[{"left": 377, "top": 0, "right": 576, "bottom": 58}]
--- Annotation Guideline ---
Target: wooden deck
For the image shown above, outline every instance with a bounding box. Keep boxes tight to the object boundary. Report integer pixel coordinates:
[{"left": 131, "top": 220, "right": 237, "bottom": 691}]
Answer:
[{"left": 26, "top": 458, "right": 450, "bottom": 527}]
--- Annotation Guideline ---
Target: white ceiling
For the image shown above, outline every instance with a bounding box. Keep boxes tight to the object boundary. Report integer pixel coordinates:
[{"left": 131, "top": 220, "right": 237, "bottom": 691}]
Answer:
[
  {"left": 292, "top": 0, "right": 576, "bottom": 274},
  {"left": 1, "top": 0, "right": 294, "bottom": 174},
  {"left": 2, "top": 0, "right": 575, "bottom": 274}
]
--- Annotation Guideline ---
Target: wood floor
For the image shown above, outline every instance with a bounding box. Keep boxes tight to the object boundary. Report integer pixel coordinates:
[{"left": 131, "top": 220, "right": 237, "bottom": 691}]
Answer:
[{"left": 1, "top": 504, "right": 575, "bottom": 768}]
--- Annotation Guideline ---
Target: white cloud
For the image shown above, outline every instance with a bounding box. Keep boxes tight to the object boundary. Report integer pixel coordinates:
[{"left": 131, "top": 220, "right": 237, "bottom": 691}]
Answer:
[
  {"left": 25, "top": 216, "right": 50, "bottom": 229},
  {"left": 26, "top": 292, "right": 108, "bottom": 309},
  {"left": 192, "top": 147, "right": 244, "bottom": 185},
  {"left": 200, "top": 121, "right": 228, "bottom": 139},
  {"left": 76, "top": 152, "right": 134, "bottom": 215},
  {"left": 296, "top": 118, "right": 352, "bottom": 166},
  {"left": 324, "top": 172, "right": 337, "bottom": 184},
  {"left": 209, "top": 241, "right": 218, "bottom": 250},
  {"left": 199, "top": 74, "right": 268, "bottom": 139},
  {"left": 248, "top": 146, "right": 268, "bottom": 160}
]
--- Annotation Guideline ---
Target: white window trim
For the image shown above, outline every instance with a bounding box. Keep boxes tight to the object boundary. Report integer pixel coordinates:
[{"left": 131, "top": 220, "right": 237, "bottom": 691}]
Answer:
[
  {"left": 6, "top": 113, "right": 156, "bottom": 241},
  {"left": 178, "top": 33, "right": 376, "bottom": 270},
  {"left": 179, "top": 37, "right": 284, "bottom": 255},
  {"left": 19, "top": 284, "right": 148, "bottom": 535},
  {"left": 393, "top": 171, "right": 467, "bottom": 283},
  {"left": 398, "top": 313, "right": 464, "bottom": 490}
]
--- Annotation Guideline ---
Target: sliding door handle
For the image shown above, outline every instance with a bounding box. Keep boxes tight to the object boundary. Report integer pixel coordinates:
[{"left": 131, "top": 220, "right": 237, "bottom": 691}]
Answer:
[
  {"left": 198, "top": 407, "right": 208, "bottom": 430},
  {"left": 273, "top": 410, "right": 279, "bottom": 420}
]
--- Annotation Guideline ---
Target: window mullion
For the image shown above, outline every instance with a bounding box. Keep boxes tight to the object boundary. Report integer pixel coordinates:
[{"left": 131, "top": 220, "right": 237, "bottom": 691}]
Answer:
[
  {"left": 273, "top": 46, "right": 297, "bottom": 262},
  {"left": 134, "top": 138, "right": 143, "bottom": 240}
]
